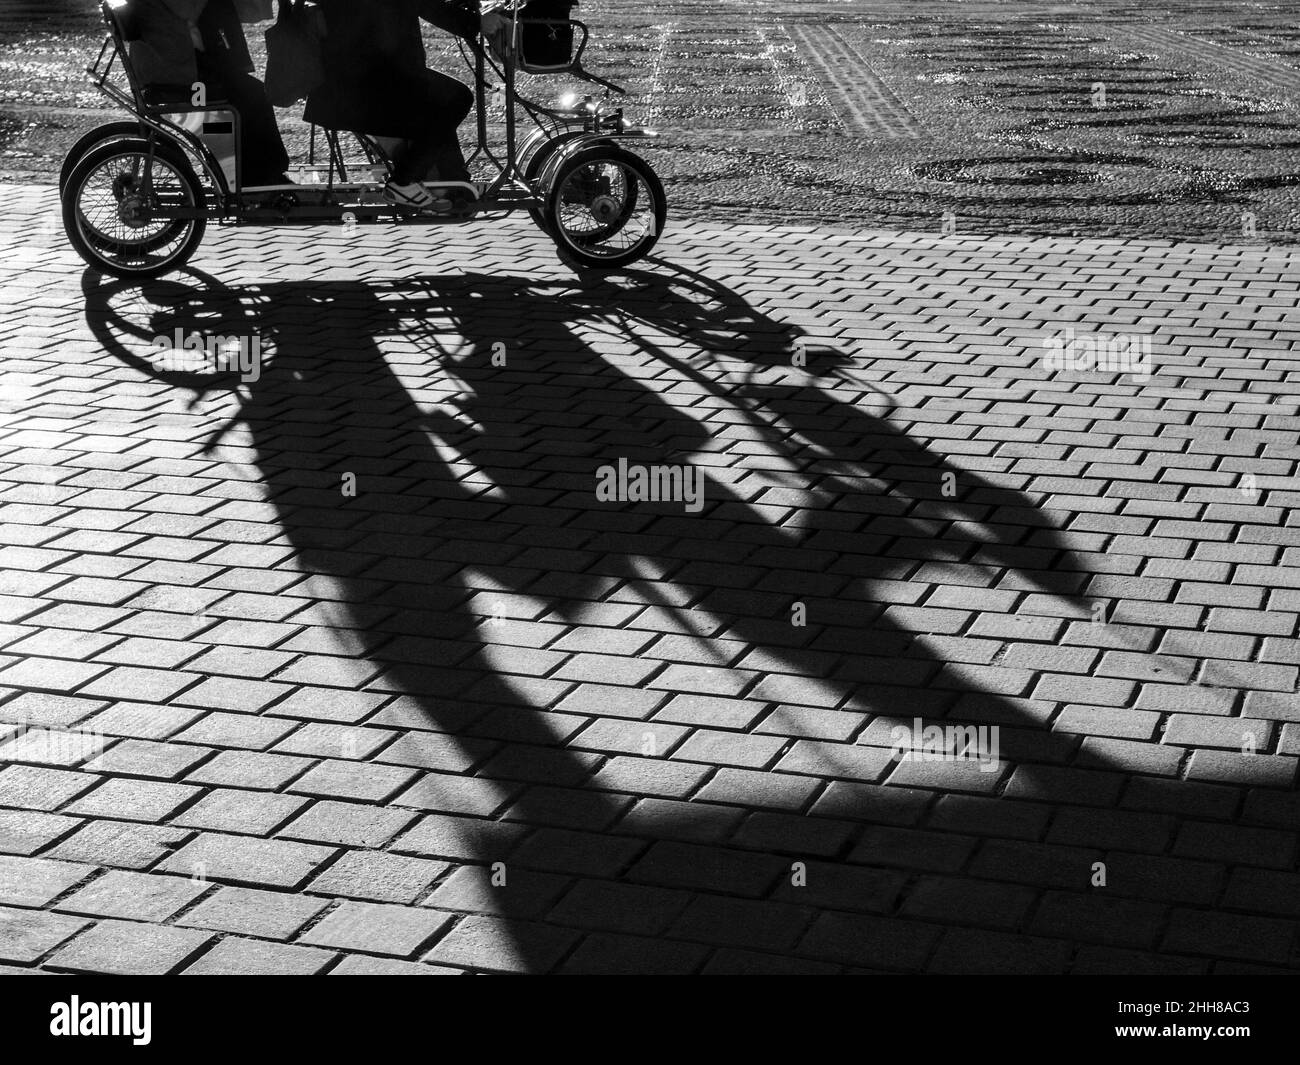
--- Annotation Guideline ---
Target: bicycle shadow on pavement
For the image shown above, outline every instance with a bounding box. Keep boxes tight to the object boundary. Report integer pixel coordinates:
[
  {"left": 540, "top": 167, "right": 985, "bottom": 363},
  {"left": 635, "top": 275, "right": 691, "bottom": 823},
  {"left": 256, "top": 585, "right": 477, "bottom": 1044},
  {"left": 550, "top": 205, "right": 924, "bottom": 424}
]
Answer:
[{"left": 80, "top": 260, "right": 1202, "bottom": 975}]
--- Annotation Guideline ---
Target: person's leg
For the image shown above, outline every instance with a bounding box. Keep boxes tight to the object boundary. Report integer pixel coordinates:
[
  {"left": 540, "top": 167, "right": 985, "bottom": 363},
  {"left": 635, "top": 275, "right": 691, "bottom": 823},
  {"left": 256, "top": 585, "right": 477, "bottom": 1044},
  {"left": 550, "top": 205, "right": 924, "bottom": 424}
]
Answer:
[
  {"left": 429, "top": 135, "right": 471, "bottom": 185},
  {"left": 430, "top": 73, "right": 474, "bottom": 183},
  {"left": 390, "top": 137, "right": 440, "bottom": 186},
  {"left": 199, "top": 57, "right": 290, "bottom": 184},
  {"left": 390, "top": 71, "right": 474, "bottom": 185}
]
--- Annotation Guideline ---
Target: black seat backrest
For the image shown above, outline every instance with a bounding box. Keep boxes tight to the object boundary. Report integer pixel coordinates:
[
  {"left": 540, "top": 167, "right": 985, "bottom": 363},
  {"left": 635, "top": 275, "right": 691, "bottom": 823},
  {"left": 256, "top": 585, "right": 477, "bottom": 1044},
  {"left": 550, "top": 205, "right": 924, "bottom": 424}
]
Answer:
[
  {"left": 104, "top": 0, "right": 143, "bottom": 42},
  {"left": 99, "top": 0, "right": 153, "bottom": 111},
  {"left": 99, "top": 0, "right": 230, "bottom": 114}
]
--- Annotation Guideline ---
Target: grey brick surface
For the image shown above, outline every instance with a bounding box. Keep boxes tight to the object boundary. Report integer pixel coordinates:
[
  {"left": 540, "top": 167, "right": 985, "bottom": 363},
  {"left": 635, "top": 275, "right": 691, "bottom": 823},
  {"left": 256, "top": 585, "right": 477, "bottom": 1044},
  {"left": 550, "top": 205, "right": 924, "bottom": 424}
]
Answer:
[
  {"left": 57, "top": 870, "right": 208, "bottom": 923},
  {"left": 181, "top": 938, "right": 336, "bottom": 975},
  {"left": 46, "top": 918, "right": 212, "bottom": 975},
  {"left": 176, "top": 885, "right": 330, "bottom": 940},
  {"left": 0, "top": 905, "right": 91, "bottom": 964},
  {"left": 307, "top": 850, "right": 449, "bottom": 904},
  {"left": 1, "top": 181, "right": 1297, "bottom": 973},
  {"left": 158, "top": 833, "right": 336, "bottom": 890},
  {"left": 301, "top": 900, "right": 454, "bottom": 957},
  {"left": 0, "top": 854, "right": 91, "bottom": 907},
  {"left": 422, "top": 914, "right": 575, "bottom": 972}
]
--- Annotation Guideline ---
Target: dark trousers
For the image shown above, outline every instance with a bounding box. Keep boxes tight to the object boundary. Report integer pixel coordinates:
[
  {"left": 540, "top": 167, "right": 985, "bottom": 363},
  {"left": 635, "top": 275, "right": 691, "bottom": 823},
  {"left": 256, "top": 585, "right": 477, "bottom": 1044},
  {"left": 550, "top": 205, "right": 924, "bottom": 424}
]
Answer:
[
  {"left": 389, "top": 69, "right": 474, "bottom": 184},
  {"left": 198, "top": 55, "right": 290, "bottom": 184}
]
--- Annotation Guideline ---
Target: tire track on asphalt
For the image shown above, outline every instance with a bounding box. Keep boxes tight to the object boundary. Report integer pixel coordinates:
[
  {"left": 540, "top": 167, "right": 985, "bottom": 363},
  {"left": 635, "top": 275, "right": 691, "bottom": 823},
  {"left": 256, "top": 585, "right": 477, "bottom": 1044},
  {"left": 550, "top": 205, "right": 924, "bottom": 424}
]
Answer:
[
  {"left": 787, "top": 22, "right": 925, "bottom": 140},
  {"left": 1123, "top": 24, "right": 1300, "bottom": 101}
]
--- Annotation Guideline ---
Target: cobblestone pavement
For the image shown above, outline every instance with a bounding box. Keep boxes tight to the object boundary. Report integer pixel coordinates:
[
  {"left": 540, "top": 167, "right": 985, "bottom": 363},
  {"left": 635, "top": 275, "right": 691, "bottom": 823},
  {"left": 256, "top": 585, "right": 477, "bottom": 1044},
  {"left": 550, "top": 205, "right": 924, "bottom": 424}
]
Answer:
[{"left": 0, "top": 185, "right": 1297, "bottom": 973}]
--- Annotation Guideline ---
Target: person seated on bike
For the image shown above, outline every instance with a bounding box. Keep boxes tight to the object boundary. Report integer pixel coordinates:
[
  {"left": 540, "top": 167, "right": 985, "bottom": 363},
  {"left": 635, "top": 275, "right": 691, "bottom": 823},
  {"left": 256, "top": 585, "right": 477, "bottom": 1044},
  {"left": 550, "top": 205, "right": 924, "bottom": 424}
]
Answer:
[
  {"left": 129, "top": 0, "right": 292, "bottom": 186},
  {"left": 304, "top": 0, "right": 506, "bottom": 211}
]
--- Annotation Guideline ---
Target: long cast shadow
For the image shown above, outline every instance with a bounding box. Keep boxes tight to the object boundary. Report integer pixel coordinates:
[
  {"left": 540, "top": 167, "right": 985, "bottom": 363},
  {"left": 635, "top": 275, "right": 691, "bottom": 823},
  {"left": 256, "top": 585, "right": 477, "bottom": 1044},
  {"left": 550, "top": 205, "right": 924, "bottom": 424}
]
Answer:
[{"left": 81, "top": 262, "right": 1201, "bottom": 974}]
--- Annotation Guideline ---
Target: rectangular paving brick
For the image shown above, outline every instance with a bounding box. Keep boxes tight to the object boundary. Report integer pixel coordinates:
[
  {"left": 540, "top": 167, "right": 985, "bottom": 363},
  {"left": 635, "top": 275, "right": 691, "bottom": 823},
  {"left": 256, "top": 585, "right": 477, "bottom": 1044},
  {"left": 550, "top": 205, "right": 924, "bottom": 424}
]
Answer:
[
  {"left": 0, "top": 854, "right": 92, "bottom": 907},
  {"left": 1222, "top": 867, "right": 1300, "bottom": 919},
  {"left": 696, "top": 767, "right": 820, "bottom": 811},
  {"left": 182, "top": 937, "right": 337, "bottom": 975},
  {"left": 174, "top": 676, "right": 295, "bottom": 713},
  {"left": 45, "top": 820, "right": 192, "bottom": 871},
  {"left": 273, "top": 723, "right": 395, "bottom": 760},
  {"left": 282, "top": 799, "right": 419, "bottom": 849},
  {"left": 555, "top": 683, "right": 670, "bottom": 721},
  {"left": 307, "top": 850, "right": 449, "bottom": 904},
  {"left": 67, "top": 778, "right": 201, "bottom": 823},
  {"left": 1163, "top": 909, "right": 1294, "bottom": 965},
  {"left": 301, "top": 900, "right": 454, "bottom": 957},
  {"left": 373, "top": 730, "right": 495, "bottom": 773},
  {"left": 0, "top": 723, "right": 107, "bottom": 767},
  {"left": 158, "top": 833, "right": 337, "bottom": 890},
  {"left": 901, "top": 874, "right": 1035, "bottom": 930},
  {"left": 1077, "top": 736, "right": 1183, "bottom": 777},
  {"left": 554, "top": 654, "right": 662, "bottom": 687},
  {"left": 1174, "top": 821, "right": 1295, "bottom": 870},
  {"left": 46, "top": 918, "right": 213, "bottom": 975},
  {"left": 287, "top": 759, "right": 419, "bottom": 803},
  {"left": 0, "top": 656, "right": 111, "bottom": 694},
  {"left": 754, "top": 704, "right": 866, "bottom": 742},
  {"left": 58, "top": 870, "right": 208, "bottom": 923},
  {"left": 511, "top": 828, "right": 645, "bottom": 879},
  {"left": 174, "top": 711, "right": 299, "bottom": 750},
  {"left": 731, "top": 810, "right": 856, "bottom": 858},
  {"left": 423, "top": 864, "right": 569, "bottom": 921},
  {"left": 672, "top": 894, "right": 814, "bottom": 953},
  {"left": 185, "top": 750, "right": 313, "bottom": 791},
  {"left": 81, "top": 701, "right": 204, "bottom": 741},
  {"left": 654, "top": 693, "right": 769, "bottom": 730},
  {"left": 391, "top": 814, "right": 526, "bottom": 862},
  {"left": 0, "top": 808, "right": 81, "bottom": 856},
  {"left": 1003, "top": 765, "right": 1125, "bottom": 807},
  {"left": 0, "top": 692, "right": 109, "bottom": 729},
  {"left": 0, "top": 905, "right": 91, "bottom": 964},
  {"left": 423, "top": 914, "right": 575, "bottom": 973},
  {"left": 929, "top": 928, "right": 1071, "bottom": 975},
  {"left": 628, "top": 841, "right": 783, "bottom": 898},
  {"left": 1186, "top": 749, "right": 1298, "bottom": 788},
  {"left": 79, "top": 666, "right": 201, "bottom": 703},
  {"left": 177, "top": 885, "right": 330, "bottom": 940},
  {"left": 171, "top": 787, "right": 309, "bottom": 836},
  {"left": 559, "top": 931, "right": 709, "bottom": 975},
  {"left": 798, "top": 910, "right": 939, "bottom": 972},
  {"left": 1029, "top": 891, "right": 1166, "bottom": 950},
  {"left": 83, "top": 738, "right": 212, "bottom": 780},
  {"left": 1164, "top": 714, "right": 1274, "bottom": 751},
  {"left": 329, "top": 955, "right": 462, "bottom": 975},
  {"left": 588, "top": 755, "right": 710, "bottom": 800},
  {"left": 545, "top": 879, "right": 692, "bottom": 937},
  {"left": 571, "top": 718, "right": 689, "bottom": 758},
  {"left": 392, "top": 773, "right": 516, "bottom": 819}
]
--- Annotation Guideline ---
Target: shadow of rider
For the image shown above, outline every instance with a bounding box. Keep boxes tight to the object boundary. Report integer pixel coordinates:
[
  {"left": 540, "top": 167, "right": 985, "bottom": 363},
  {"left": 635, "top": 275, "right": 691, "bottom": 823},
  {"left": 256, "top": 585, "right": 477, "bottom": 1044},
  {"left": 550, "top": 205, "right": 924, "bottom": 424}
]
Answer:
[{"left": 82, "top": 261, "right": 1112, "bottom": 974}]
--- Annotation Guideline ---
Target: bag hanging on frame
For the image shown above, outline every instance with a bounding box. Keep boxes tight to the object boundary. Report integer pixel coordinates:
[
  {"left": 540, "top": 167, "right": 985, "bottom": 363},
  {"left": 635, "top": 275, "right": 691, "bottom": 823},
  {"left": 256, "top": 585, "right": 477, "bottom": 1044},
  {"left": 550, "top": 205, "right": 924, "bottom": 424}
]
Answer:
[{"left": 263, "top": 0, "right": 325, "bottom": 107}]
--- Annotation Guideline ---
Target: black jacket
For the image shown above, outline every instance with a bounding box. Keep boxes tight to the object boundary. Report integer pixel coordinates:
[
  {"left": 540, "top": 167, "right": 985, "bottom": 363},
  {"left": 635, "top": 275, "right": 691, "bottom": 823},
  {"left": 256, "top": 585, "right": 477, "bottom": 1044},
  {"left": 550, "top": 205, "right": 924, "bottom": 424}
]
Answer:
[
  {"left": 129, "top": 0, "right": 257, "bottom": 89},
  {"left": 303, "top": 0, "right": 478, "bottom": 136}
]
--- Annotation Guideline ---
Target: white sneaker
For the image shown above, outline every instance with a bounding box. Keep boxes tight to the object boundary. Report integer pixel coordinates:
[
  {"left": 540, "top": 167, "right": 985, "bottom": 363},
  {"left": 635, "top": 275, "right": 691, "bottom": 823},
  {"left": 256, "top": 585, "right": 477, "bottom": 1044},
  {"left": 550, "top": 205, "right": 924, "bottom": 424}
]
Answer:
[{"left": 384, "top": 180, "right": 435, "bottom": 209}]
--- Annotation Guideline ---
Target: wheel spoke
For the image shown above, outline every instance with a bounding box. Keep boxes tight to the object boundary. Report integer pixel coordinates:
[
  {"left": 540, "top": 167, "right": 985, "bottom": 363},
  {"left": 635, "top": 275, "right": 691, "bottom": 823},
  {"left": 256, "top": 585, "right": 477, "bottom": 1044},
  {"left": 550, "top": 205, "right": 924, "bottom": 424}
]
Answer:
[
  {"left": 549, "top": 153, "right": 662, "bottom": 264},
  {"left": 66, "top": 146, "right": 202, "bottom": 275}
]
